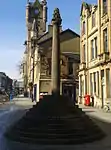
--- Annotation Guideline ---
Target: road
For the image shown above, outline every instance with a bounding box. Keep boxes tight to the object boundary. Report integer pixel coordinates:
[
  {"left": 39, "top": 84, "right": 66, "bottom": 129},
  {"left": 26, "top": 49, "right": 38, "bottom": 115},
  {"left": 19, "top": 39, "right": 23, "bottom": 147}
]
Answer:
[{"left": 0, "top": 99, "right": 111, "bottom": 150}]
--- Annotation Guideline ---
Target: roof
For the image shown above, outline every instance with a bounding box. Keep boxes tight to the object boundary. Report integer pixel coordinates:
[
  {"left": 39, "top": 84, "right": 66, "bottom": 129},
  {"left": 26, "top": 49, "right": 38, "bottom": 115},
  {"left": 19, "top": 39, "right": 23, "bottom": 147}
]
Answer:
[
  {"left": 0, "top": 72, "right": 6, "bottom": 77},
  {"left": 37, "top": 28, "right": 80, "bottom": 46},
  {"left": 80, "top": 2, "right": 91, "bottom": 16},
  {"left": 80, "top": 2, "right": 97, "bottom": 16}
]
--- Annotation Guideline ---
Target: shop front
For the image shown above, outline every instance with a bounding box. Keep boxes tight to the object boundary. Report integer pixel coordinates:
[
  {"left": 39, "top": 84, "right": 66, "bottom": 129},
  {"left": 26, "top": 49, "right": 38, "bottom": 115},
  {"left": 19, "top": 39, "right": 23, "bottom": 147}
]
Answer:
[{"left": 62, "top": 81, "right": 76, "bottom": 104}]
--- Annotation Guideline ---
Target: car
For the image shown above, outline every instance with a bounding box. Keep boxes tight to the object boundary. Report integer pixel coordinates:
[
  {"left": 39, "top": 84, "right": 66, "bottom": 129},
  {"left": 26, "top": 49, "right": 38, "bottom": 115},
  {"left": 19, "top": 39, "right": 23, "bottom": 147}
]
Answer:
[{"left": 0, "top": 90, "right": 9, "bottom": 103}]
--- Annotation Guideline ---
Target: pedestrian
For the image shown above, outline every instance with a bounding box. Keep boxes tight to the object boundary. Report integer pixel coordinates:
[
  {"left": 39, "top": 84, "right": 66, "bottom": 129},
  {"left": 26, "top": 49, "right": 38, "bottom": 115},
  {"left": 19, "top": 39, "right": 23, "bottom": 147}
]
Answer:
[{"left": 9, "top": 91, "right": 13, "bottom": 101}]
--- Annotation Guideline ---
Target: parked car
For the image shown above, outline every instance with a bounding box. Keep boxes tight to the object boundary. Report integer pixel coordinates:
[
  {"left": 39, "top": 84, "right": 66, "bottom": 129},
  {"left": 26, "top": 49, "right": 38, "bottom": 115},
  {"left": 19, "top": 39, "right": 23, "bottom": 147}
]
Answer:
[{"left": 0, "top": 90, "right": 9, "bottom": 103}]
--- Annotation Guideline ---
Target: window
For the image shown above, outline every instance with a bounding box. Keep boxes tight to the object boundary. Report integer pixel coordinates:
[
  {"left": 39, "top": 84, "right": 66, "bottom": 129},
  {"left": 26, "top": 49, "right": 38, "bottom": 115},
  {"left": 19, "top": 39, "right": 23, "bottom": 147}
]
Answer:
[
  {"left": 91, "top": 40, "right": 94, "bottom": 59},
  {"left": 82, "top": 21, "right": 85, "bottom": 35},
  {"left": 90, "top": 73, "right": 93, "bottom": 95},
  {"left": 103, "top": 28, "right": 108, "bottom": 52},
  {"left": 92, "top": 12, "right": 96, "bottom": 28},
  {"left": 47, "top": 58, "right": 51, "bottom": 75},
  {"left": 95, "top": 37, "right": 97, "bottom": 58},
  {"left": 97, "top": 71, "right": 99, "bottom": 96},
  {"left": 91, "top": 37, "right": 98, "bottom": 59},
  {"left": 81, "top": 78, "right": 84, "bottom": 96},
  {"left": 85, "top": 75, "right": 87, "bottom": 94},
  {"left": 83, "top": 44, "right": 86, "bottom": 62},
  {"left": 106, "top": 69, "right": 111, "bottom": 97},
  {"left": 103, "top": 0, "right": 107, "bottom": 15},
  {"left": 68, "top": 61, "right": 73, "bottom": 75},
  {"left": 94, "top": 72, "right": 96, "bottom": 94}
]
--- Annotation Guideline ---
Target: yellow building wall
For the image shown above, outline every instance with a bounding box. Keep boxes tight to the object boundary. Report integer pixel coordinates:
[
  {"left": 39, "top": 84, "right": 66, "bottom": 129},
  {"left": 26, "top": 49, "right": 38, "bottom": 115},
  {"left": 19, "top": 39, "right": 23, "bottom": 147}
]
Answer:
[{"left": 60, "top": 37, "right": 80, "bottom": 54}]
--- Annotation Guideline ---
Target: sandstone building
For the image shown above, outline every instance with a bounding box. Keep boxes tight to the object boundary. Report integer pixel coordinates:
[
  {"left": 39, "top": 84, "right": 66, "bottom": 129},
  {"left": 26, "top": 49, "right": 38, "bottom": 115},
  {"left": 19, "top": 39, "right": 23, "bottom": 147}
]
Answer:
[{"left": 79, "top": 0, "right": 111, "bottom": 108}]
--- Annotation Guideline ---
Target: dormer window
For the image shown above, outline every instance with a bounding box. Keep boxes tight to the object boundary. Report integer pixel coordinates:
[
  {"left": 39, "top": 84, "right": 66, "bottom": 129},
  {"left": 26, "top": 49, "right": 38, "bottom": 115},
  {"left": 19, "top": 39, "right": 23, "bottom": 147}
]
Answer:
[
  {"left": 92, "top": 12, "right": 96, "bottom": 28},
  {"left": 103, "top": 0, "right": 107, "bottom": 15}
]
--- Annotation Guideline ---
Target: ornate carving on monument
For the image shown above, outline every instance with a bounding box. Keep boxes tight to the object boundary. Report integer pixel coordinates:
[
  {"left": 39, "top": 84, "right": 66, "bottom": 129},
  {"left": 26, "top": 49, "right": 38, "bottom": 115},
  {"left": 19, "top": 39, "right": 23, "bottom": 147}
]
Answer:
[{"left": 52, "top": 8, "right": 62, "bottom": 25}]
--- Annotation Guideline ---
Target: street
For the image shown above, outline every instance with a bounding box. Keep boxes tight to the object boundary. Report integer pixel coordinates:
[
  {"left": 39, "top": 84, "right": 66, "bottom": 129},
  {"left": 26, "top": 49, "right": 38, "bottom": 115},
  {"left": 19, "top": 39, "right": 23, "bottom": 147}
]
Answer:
[{"left": 0, "top": 98, "right": 111, "bottom": 150}]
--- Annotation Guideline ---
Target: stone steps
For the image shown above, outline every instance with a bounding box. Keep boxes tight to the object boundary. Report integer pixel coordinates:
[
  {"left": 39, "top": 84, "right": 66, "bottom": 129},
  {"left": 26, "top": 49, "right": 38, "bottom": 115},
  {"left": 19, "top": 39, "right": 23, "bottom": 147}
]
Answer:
[
  {"left": 5, "top": 95, "right": 105, "bottom": 145},
  {"left": 8, "top": 132, "right": 103, "bottom": 145},
  {"left": 17, "top": 116, "right": 95, "bottom": 128},
  {"left": 11, "top": 127, "right": 101, "bottom": 138}
]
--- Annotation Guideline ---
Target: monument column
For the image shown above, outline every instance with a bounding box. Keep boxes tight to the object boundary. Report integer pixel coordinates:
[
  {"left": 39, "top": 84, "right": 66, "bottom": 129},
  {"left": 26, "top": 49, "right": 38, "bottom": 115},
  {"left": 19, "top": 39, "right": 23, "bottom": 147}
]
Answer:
[{"left": 51, "top": 8, "right": 62, "bottom": 95}]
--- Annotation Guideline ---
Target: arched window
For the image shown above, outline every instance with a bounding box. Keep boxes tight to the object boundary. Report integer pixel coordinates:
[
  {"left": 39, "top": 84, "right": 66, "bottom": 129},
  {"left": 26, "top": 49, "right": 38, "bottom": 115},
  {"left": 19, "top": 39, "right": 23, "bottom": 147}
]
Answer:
[
  {"left": 103, "top": 0, "right": 107, "bottom": 15},
  {"left": 92, "top": 12, "right": 96, "bottom": 28}
]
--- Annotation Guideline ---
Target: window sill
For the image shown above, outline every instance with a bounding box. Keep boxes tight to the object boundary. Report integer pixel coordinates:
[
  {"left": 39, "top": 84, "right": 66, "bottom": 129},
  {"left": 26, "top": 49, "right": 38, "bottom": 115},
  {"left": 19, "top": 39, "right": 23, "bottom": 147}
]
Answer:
[
  {"left": 90, "top": 58, "right": 98, "bottom": 61},
  {"left": 98, "top": 51, "right": 109, "bottom": 56},
  {"left": 102, "top": 13, "right": 108, "bottom": 18}
]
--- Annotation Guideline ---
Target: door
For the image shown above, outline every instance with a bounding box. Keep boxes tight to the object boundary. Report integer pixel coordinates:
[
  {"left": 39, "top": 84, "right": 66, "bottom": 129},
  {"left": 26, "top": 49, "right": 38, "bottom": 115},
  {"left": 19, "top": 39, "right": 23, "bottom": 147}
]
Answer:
[
  {"left": 34, "top": 84, "right": 37, "bottom": 101},
  {"left": 101, "top": 77, "right": 105, "bottom": 108},
  {"left": 62, "top": 84, "right": 75, "bottom": 103},
  {"left": 101, "top": 69, "right": 105, "bottom": 108},
  {"left": 101, "top": 84, "right": 105, "bottom": 108}
]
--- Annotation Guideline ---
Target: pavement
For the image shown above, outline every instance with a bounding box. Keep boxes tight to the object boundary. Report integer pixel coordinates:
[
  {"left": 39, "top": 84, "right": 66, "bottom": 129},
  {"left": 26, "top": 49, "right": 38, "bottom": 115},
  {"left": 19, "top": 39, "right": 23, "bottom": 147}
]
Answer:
[{"left": 0, "top": 98, "right": 111, "bottom": 150}]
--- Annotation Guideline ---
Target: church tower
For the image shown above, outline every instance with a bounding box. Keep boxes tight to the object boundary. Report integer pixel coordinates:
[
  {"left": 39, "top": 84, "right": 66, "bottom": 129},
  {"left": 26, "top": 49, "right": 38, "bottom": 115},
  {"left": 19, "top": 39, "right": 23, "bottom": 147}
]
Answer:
[{"left": 25, "top": 0, "right": 48, "bottom": 89}]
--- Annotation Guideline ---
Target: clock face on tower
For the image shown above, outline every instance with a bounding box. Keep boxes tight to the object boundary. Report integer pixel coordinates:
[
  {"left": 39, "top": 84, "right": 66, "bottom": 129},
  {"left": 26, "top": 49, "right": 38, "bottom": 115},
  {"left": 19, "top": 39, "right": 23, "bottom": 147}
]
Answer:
[{"left": 34, "top": 8, "right": 39, "bottom": 15}]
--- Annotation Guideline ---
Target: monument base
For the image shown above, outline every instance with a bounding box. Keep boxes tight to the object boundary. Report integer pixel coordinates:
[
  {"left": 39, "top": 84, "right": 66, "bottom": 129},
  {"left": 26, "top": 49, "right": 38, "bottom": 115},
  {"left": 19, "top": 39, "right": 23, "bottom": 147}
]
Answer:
[{"left": 5, "top": 95, "right": 105, "bottom": 145}]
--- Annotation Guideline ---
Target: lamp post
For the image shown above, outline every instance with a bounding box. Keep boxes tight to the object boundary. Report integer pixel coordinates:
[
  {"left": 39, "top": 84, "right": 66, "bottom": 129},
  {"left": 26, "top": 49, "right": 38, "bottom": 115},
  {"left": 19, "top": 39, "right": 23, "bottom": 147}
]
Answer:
[
  {"left": 31, "top": 37, "right": 37, "bottom": 86},
  {"left": 23, "top": 41, "right": 29, "bottom": 97},
  {"left": 51, "top": 8, "right": 62, "bottom": 96}
]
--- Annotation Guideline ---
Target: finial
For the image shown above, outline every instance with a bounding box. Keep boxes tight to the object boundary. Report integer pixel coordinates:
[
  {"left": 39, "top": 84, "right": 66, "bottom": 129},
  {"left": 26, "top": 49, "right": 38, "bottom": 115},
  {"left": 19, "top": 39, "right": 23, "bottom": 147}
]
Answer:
[
  {"left": 52, "top": 8, "right": 62, "bottom": 25},
  {"left": 41, "top": 0, "right": 47, "bottom": 6}
]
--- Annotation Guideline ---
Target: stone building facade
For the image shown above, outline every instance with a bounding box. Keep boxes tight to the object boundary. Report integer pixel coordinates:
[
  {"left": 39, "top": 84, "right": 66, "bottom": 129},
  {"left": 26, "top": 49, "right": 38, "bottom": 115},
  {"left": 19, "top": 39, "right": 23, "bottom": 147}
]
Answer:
[
  {"left": 37, "top": 27, "right": 80, "bottom": 102},
  {"left": 79, "top": 0, "right": 111, "bottom": 108},
  {"left": 23, "top": 0, "right": 80, "bottom": 102},
  {"left": 0, "top": 72, "right": 12, "bottom": 92}
]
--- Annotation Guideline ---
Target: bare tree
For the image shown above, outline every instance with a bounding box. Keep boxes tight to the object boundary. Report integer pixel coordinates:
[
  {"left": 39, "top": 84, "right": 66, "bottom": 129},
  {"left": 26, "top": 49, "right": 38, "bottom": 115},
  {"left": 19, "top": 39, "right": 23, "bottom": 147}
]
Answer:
[{"left": 17, "top": 61, "right": 24, "bottom": 76}]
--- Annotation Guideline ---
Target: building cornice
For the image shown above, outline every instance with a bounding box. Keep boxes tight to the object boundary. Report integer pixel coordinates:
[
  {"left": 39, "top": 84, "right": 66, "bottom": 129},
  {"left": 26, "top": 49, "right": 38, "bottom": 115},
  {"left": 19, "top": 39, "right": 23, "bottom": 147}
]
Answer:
[{"left": 79, "top": 59, "right": 111, "bottom": 72}]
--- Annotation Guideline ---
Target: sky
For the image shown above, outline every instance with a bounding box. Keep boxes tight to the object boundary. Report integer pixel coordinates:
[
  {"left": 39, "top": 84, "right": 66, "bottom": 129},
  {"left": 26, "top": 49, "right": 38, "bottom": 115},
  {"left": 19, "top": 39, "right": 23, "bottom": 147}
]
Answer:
[{"left": 0, "top": 0, "right": 97, "bottom": 80}]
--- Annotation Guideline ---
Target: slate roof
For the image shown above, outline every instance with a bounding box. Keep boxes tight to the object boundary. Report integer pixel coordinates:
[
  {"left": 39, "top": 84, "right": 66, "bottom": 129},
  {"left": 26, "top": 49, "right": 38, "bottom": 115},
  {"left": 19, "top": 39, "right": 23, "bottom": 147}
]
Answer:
[{"left": 37, "top": 28, "right": 80, "bottom": 45}]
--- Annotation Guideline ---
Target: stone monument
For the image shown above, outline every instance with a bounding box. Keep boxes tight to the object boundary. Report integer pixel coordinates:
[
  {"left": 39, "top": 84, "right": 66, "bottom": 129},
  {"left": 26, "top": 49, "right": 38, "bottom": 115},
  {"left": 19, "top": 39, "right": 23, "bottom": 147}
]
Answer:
[{"left": 51, "top": 8, "right": 62, "bottom": 95}]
